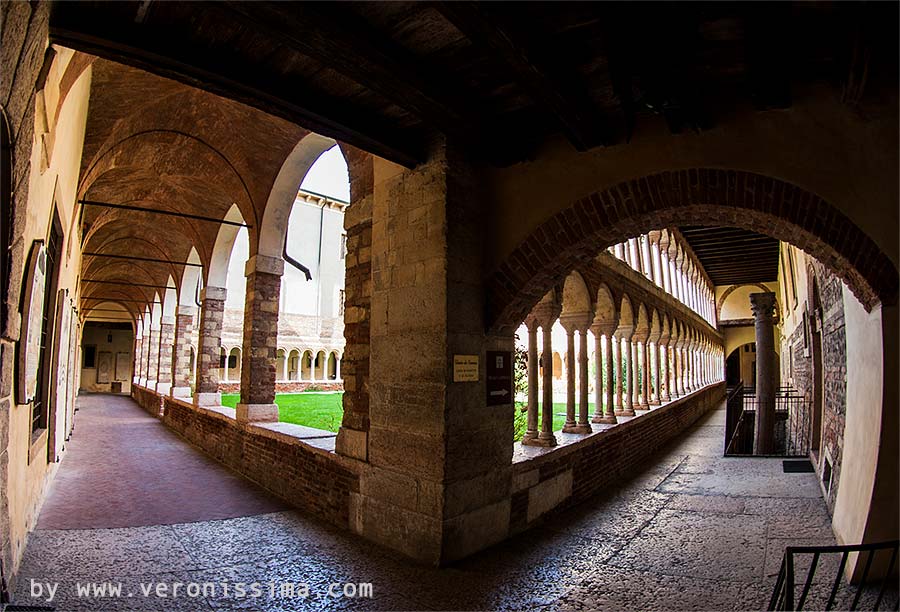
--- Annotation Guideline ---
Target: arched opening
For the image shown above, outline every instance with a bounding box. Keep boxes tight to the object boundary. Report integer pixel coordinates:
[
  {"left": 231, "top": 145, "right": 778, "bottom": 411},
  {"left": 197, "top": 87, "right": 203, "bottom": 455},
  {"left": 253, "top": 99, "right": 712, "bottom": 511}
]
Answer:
[
  {"left": 275, "top": 348, "right": 286, "bottom": 382},
  {"left": 288, "top": 349, "right": 301, "bottom": 381},
  {"left": 726, "top": 343, "right": 756, "bottom": 389}
]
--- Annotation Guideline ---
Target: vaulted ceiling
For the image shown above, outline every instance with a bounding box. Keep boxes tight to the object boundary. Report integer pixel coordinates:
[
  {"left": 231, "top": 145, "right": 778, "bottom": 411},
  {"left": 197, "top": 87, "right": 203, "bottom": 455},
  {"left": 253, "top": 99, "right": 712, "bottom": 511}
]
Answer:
[{"left": 50, "top": 1, "right": 899, "bottom": 168}]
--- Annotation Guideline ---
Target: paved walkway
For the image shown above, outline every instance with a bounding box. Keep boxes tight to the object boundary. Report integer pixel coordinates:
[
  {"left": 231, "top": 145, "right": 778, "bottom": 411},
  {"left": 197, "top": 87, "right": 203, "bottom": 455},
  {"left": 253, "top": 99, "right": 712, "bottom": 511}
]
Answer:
[{"left": 14, "top": 395, "right": 844, "bottom": 611}]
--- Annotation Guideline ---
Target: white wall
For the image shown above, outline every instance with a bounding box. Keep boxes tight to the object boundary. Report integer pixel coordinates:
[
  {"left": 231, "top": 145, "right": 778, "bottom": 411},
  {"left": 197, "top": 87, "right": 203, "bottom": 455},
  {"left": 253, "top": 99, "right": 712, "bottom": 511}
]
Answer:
[{"left": 79, "top": 324, "right": 134, "bottom": 393}]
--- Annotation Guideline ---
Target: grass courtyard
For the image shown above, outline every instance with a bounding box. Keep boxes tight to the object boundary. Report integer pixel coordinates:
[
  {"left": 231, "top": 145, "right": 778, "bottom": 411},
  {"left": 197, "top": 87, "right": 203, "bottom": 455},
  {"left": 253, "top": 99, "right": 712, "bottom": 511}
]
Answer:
[
  {"left": 220, "top": 392, "right": 345, "bottom": 432},
  {"left": 220, "top": 394, "right": 605, "bottom": 436}
]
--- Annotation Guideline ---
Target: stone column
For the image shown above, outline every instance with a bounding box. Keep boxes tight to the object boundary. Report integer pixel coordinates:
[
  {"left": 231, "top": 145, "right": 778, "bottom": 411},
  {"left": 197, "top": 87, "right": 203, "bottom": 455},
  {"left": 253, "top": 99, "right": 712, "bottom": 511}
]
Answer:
[
  {"left": 613, "top": 333, "right": 623, "bottom": 411},
  {"left": 155, "top": 317, "right": 174, "bottom": 396},
  {"left": 659, "top": 232, "right": 672, "bottom": 295},
  {"left": 629, "top": 238, "right": 642, "bottom": 274},
  {"left": 618, "top": 329, "right": 636, "bottom": 416},
  {"left": 280, "top": 353, "right": 288, "bottom": 382},
  {"left": 659, "top": 335, "right": 671, "bottom": 402},
  {"left": 139, "top": 328, "right": 150, "bottom": 386},
  {"left": 622, "top": 240, "right": 632, "bottom": 267},
  {"left": 561, "top": 321, "right": 577, "bottom": 432},
  {"left": 614, "top": 243, "right": 625, "bottom": 261},
  {"left": 171, "top": 305, "right": 196, "bottom": 398},
  {"left": 146, "top": 325, "right": 160, "bottom": 389},
  {"left": 641, "top": 236, "right": 653, "bottom": 282},
  {"left": 591, "top": 323, "right": 617, "bottom": 424},
  {"left": 650, "top": 341, "right": 661, "bottom": 405},
  {"left": 540, "top": 322, "right": 558, "bottom": 446},
  {"left": 132, "top": 335, "right": 143, "bottom": 384},
  {"left": 222, "top": 351, "right": 229, "bottom": 383},
  {"left": 194, "top": 286, "right": 226, "bottom": 407},
  {"left": 576, "top": 327, "right": 591, "bottom": 432},
  {"left": 634, "top": 332, "right": 650, "bottom": 409},
  {"left": 751, "top": 292, "right": 778, "bottom": 455},
  {"left": 236, "top": 254, "right": 282, "bottom": 423},
  {"left": 522, "top": 318, "right": 540, "bottom": 442}
]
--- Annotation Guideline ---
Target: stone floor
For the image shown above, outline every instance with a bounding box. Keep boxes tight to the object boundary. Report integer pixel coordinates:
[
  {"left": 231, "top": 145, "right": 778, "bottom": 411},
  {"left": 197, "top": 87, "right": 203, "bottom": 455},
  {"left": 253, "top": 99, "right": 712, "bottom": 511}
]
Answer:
[{"left": 13, "top": 394, "right": 866, "bottom": 611}]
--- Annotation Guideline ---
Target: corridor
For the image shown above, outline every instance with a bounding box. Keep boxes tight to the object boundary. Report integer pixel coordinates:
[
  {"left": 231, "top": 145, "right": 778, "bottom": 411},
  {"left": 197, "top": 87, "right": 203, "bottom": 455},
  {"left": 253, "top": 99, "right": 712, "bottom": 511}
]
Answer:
[{"left": 11, "top": 394, "right": 843, "bottom": 611}]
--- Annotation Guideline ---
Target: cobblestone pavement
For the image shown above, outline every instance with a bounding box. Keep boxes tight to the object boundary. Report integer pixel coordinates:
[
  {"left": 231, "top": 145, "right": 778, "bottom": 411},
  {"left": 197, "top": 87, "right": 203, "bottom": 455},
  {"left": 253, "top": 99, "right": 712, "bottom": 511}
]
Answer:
[{"left": 14, "top": 396, "right": 841, "bottom": 611}]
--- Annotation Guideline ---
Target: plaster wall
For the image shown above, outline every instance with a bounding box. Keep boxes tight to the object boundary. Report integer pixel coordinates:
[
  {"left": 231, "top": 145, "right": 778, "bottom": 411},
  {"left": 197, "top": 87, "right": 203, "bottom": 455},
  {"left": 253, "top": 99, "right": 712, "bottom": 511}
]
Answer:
[
  {"left": 79, "top": 325, "right": 134, "bottom": 393},
  {"left": 5, "top": 51, "right": 91, "bottom": 578}
]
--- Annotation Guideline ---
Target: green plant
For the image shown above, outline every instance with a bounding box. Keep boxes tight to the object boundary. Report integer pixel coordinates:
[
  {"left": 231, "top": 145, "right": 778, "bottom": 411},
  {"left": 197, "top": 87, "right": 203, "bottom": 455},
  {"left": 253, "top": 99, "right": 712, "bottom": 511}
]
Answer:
[{"left": 513, "top": 334, "right": 529, "bottom": 442}]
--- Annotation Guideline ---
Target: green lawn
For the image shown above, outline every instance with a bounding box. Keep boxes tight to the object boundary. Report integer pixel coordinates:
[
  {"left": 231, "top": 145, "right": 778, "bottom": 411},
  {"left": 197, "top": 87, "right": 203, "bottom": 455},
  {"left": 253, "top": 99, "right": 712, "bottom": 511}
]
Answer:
[{"left": 220, "top": 392, "right": 344, "bottom": 432}]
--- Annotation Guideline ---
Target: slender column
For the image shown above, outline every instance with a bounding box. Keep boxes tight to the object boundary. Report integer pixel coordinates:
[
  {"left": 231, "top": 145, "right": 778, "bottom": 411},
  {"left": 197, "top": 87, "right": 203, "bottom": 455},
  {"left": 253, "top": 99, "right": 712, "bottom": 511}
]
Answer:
[
  {"left": 237, "top": 255, "right": 283, "bottom": 423},
  {"left": 171, "top": 305, "right": 196, "bottom": 398},
  {"left": 522, "top": 319, "right": 540, "bottom": 442},
  {"left": 591, "top": 330, "right": 604, "bottom": 423},
  {"left": 575, "top": 328, "right": 591, "bottom": 431},
  {"left": 155, "top": 318, "right": 175, "bottom": 396},
  {"left": 562, "top": 323, "right": 578, "bottom": 432},
  {"left": 613, "top": 334, "right": 623, "bottom": 412},
  {"left": 618, "top": 330, "right": 636, "bottom": 416},
  {"left": 673, "top": 341, "right": 682, "bottom": 396},
  {"left": 222, "top": 351, "right": 229, "bottom": 383},
  {"left": 335, "top": 356, "right": 341, "bottom": 380},
  {"left": 660, "top": 338, "right": 671, "bottom": 401},
  {"left": 650, "top": 341, "right": 662, "bottom": 405},
  {"left": 659, "top": 233, "right": 673, "bottom": 295},
  {"left": 635, "top": 334, "right": 650, "bottom": 409},
  {"left": 651, "top": 233, "right": 664, "bottom": 288},
  {"left": 641, "top": 236, "right": 653, "bottom": 281},
  {"left": 630, "top": 238, "right": 641, "bottom": 272},
  {"left": 540, "top": 323, "right": 557, "bottom": 446},
  {"left": 631, "top": 340, "right": 640, "bottom": 408},
  {"left": 591, "top": 325, "right": 617, "bottom": 424},
  {"left": 614, "top": 243, "right": 625, "bottom": 260},
  {"left": 751, "top": 292, "right": 778, "bottom": 455},
  {"left": 281, "top": 353, "right": 289, "bottom": 382},
  {"left": 194, "top": 286, "right": 226, "bottom": 407},
  {"left": 139, "top": 328, "right": 150, "bottom": 385}
]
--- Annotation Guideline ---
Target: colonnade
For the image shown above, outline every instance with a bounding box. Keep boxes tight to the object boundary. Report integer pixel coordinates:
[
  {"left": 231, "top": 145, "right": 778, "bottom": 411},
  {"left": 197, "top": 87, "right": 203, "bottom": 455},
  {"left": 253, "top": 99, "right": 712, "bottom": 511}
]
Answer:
[
  {"left": 520, "top": 270, "right": 724, "bottom": 448},
  {"left": 609, "top": 229, "right": 716, "bottom": 326}
]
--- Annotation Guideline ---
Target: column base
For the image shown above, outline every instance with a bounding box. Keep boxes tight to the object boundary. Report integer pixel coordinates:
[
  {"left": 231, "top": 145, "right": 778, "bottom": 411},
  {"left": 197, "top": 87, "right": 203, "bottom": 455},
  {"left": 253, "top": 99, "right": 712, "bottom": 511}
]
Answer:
[
  {"left": 564, "top": 424, "right": 593, "bottom": 434},
  {"left": 170, "top": 386, "right": 192, "bottom": 399},
  {"left": 561, "top": 421, "right": 580, "bottom": 433},
  {"left": 592, "top": 415, "right": 618, "bottom": 424},
  {"left": 649, "top": 399, "right": 661, "bottom": 406},
  {"left": 236, "top": 403, "right": 279, "bottom": 423},
  {"left": 615, "top": 408, "right": 636, "bottom": 417},
  {"left": 146, "top": 379, "right": 157, "bottom": 390},
  {"left": 335, "top": 427, "right": 368, "bottom": 461},
  {"left": 194, "top": 392, "right": 222, "bottom": 407},
  {"left": 155, "top": 382, "right": 171, "bottom": 396},
  {"left": 523, "top": 433, "right": 557, "bottom": 447},
  {"left": 138, "top": 378, "right": 147, "bottom": 387},
  {"left": 639, "top": 402, "right": 650, "bottom": 410}
]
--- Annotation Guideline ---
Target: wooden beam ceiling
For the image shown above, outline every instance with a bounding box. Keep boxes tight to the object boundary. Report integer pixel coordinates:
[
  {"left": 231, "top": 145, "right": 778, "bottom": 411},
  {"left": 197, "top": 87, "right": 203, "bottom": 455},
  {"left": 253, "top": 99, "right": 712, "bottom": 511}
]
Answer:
[{"left": 679, "top": 226, "right": 780, "bottom": 286}]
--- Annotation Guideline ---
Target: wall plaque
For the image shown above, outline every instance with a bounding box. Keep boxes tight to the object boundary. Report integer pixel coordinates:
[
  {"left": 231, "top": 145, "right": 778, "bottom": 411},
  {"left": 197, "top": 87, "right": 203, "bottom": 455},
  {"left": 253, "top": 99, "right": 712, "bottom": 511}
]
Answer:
[
  {"left": 452, "top": 354, "right": 479, "bottom": 382},
  {"left": 17, "top": 241, "right": 47, "bottom": 404},
  {"left": 486, "top": 350, "right": 513, "bottom": 406}
]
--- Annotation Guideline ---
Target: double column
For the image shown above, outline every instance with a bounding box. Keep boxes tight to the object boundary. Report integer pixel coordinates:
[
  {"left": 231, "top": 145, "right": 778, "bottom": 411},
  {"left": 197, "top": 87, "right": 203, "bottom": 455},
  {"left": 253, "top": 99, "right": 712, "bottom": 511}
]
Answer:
[
  {"left": 591, "top": 322, "right": 617, "bottom": 424},
  {"left": 561, "top": 315, "right": 592, "bottom": 434},
  {"left": 615, "top": 326, "right": 636, "bottom": 417},
  {"left": 634, "top": 329, "right": 650, "bottom": 409},
  {"left": 522, "top": 303, "right": 561, "bottom": 447}
]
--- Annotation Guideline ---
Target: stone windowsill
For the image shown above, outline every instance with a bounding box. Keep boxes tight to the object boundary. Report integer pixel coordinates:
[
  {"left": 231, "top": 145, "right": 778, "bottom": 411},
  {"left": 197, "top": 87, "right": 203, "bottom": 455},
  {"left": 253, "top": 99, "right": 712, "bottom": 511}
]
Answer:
[{"left": 512, "top": 382, "right": 725, "bottom": 470}]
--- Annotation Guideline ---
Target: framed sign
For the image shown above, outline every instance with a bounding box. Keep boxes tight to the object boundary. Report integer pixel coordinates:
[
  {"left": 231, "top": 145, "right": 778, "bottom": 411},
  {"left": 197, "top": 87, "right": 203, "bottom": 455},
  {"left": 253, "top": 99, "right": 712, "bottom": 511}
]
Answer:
[
  {"left": 453, "top": 354, "right": 479, "bottom": 382},
  {"left": 17, "top": 240, "right": 47, "bottom": 404},
  {"left": 97, "top": 351, "right": 113, "bottom": 384},
  {"left": 115, "top": 352, "right": 130, "bottom": 381}
]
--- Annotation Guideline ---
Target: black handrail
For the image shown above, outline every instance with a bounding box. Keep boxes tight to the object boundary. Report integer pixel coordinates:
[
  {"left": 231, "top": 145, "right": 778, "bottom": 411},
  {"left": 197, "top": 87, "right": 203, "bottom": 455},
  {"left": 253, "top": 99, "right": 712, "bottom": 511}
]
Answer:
[{"left": 769, "top": 540, "right": 900, "bottom": 611}]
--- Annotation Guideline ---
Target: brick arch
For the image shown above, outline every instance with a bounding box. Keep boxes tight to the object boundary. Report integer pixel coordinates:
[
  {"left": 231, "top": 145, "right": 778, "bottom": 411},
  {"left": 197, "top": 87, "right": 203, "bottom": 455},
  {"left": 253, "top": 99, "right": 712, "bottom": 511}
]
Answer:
[
  {"left": 488, "top": 168, "right": 898, "bottom": 331},
  {"left": 716, "top": 283, "right": 774, "bottom": 317}
]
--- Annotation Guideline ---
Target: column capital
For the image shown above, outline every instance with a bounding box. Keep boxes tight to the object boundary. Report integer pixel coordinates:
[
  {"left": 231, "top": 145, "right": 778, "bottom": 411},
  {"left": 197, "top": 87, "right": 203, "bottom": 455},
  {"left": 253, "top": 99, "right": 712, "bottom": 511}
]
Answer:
[
  {"left": 161, "top": 316, "right": 175, "bottom": 326},
  {"left": 177, "top": 304, "right": 198, "bottom": 317},
  {"left": 200, "top": 286, "right": 227, "bottom": 302},
  {"left": 559, "top": 312, "right": 591, "bottom": 333},
  {"left": 590, "top": 321, "right": 617, "bottom": 338},
  {"left": 245, "top": 254, "right": 284, "bottom": 277},
  {"left": 749, "top": 292, "right": 778, "bottom": 318},
  {"left": 615, "top": 325, "right": 634, "bottom": 341}
]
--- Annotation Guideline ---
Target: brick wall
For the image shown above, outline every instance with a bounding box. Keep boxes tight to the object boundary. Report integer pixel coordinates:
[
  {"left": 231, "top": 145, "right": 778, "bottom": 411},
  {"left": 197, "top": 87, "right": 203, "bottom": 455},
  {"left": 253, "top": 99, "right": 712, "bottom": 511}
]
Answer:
[
  {"left": 132, "top": 384, "right": 164, "bottom": 418},
  {"left": 509, "top": 383, "right": 725, "bottom": 534},
  {"left": 161, "top": 395, "right": 359, "bottom": 528}
]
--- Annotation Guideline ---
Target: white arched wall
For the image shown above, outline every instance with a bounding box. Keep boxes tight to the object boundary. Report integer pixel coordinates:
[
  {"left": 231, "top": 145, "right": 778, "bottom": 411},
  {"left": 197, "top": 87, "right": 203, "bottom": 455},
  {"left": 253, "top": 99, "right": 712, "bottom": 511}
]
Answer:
[
  {"left": 179, "top": 247, "right": 202, "bottom": 306},
  {"left": 208, "top": 205, "right": 246, "bottom": 289},
  {"left": 257, "top": 132, "right": 336, "bottom": 259}
]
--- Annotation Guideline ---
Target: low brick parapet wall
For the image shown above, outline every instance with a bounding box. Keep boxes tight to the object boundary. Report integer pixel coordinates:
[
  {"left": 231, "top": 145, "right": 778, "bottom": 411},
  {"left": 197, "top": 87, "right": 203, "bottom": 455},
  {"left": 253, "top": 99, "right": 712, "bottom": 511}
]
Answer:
[
  {"left": 509, "top": 382, "right": 726, "bottom": 534},
  {"left": 161, "top": 395, "right": 360, "bottom": 530},
  {"left": 132, "top": 384, "right": 164, "bottom": 418}
]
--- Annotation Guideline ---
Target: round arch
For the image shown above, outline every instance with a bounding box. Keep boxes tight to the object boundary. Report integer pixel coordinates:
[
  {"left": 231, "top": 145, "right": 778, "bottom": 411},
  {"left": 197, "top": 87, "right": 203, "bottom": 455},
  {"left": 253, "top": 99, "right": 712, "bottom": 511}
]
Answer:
[{"left": 488, "top": 169, "right": 898, "bottom": 331}]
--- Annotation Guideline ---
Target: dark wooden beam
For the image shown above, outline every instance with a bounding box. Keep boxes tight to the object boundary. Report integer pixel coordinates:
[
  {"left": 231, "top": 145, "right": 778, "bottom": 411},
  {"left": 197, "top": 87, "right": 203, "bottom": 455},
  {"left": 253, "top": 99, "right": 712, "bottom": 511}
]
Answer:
[
  {"left": 48, "top": 2, "right": 425, "bottom": 168},
  {"left": 435, "top": 1, "right": 610, "bottom": 151}
]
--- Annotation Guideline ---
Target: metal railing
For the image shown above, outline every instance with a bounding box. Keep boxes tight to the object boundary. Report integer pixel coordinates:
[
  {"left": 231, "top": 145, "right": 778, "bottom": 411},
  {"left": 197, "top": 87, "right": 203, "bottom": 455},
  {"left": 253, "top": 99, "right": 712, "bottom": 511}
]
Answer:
[
  {"left": 725, "top": 385, "right": 810, "bottom": 456},
  {"left": 769, "top": 540, "right": 900, "bottom": 611}
]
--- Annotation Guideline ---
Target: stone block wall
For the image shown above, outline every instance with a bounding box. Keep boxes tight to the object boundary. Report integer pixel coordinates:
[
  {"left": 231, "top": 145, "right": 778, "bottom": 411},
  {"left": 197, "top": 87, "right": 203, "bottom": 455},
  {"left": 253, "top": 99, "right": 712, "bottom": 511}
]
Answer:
[
  {"left": 162, "top": 395, "right": 359, "bottom": 528},
  {"left": 509, "top": 383, "right": 725, "bottom": 534}
]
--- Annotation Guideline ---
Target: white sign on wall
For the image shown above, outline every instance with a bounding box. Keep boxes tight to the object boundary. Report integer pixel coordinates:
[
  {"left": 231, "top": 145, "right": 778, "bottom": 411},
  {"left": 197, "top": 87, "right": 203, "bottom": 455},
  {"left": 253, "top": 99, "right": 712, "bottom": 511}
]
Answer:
[{"left": 17, "top": 241, "right": 47, "bottom": 405}]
